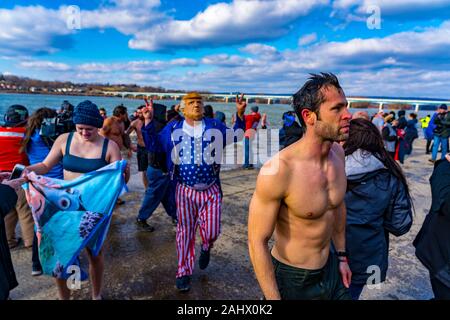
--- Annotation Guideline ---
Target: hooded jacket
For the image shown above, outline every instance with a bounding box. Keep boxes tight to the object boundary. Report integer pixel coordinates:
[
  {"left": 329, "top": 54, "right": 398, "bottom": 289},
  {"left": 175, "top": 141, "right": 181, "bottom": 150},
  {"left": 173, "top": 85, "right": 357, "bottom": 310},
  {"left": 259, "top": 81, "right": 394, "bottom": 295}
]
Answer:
[{"left": 345, "top": 149, "right": 413, "bottom": 285}]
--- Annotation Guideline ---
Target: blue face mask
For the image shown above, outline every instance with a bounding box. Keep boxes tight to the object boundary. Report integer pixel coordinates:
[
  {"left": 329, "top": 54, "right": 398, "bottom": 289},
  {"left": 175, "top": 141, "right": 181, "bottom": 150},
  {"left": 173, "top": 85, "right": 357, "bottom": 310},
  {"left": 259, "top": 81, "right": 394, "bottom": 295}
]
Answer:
[{"left": 283, "top": 115, "right": 295, "bottom": 127}]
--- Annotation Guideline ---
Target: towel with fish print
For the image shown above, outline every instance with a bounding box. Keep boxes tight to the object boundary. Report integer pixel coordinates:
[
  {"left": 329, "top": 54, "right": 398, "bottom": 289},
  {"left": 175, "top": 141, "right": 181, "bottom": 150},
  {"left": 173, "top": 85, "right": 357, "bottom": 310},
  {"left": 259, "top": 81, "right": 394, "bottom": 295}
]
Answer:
[{"left": 24, "top": 160, "right": 127, "bottom": 279}]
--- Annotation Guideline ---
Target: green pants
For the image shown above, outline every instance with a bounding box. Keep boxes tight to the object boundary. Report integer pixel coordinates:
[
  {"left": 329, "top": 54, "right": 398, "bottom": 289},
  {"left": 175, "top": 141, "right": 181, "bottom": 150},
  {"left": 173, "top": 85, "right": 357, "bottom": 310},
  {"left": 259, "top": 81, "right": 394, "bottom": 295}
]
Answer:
[{"left": 272, "top": 253, "right": 351, "bottom": 300}]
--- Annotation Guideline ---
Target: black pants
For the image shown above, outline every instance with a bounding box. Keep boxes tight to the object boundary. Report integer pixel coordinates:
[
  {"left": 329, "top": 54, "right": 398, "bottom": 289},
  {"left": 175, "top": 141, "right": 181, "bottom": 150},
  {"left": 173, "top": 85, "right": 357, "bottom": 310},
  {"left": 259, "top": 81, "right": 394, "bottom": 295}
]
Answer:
[
  {"left": 430, "top": 276, "right": 450, "bottom": 300},
  {"left": 272, "top": 253, "right": 351, "bottom": 300},
  {"left": 32, "top": 232, "right": 41, "bottom": 270}
]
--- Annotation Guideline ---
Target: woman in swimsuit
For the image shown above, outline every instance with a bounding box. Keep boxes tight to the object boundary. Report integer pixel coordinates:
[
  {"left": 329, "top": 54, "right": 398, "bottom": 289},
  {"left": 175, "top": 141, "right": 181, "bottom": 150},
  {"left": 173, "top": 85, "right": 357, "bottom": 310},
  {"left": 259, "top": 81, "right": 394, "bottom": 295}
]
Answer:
[{"left": 26, "top": 100, "right": 129, "bottom": 300}]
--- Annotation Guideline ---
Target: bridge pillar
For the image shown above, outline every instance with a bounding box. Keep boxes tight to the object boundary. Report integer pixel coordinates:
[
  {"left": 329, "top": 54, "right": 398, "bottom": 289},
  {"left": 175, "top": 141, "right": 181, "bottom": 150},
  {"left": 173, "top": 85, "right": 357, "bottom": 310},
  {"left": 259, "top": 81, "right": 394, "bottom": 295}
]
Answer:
[
  {"left": 225, "top": 97, "right": 229, "bottom": 103},
  {"left": 347, "top": 101, "right": 351, "bottom": 109},
  {"left": 415, "top": 104, "right": 420, "bottom": 112},
  {"left": 378, "top": 102, "right": 383, "bottom": 111},
  {"left": 268, "top": 98, "right": 271, "bottom": 105},
  {"left": 246, "top": 98, "right": 249, "bottom": 104}
]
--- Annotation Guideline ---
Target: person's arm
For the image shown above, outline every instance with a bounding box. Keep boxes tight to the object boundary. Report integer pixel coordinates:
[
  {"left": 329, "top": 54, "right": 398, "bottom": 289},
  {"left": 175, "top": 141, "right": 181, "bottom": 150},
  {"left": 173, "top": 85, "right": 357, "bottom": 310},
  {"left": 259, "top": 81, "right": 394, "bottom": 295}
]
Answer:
[
  {"left": 125, "top": 120, "right": 136, "bottom": 135},
  {"left": 26, "top": 133, "right": 65, "bottom": 175},
  {"left": 100, "top": 117, "right": 114, "bottom": 137},
  {"left": 384, "top": 179, "right": 413, "bottom": 236},
  {"left": 331, "top": 144, "right": 351, "bottom": 288},
  {"left": 248, "top": 159, "right": 288, "bottom": 300},
  {"left": 0, "top": 182, "right": 19, "bottom": 219},
  {"left": 107, "top": 139, "right": 130, "bottom": 183}
]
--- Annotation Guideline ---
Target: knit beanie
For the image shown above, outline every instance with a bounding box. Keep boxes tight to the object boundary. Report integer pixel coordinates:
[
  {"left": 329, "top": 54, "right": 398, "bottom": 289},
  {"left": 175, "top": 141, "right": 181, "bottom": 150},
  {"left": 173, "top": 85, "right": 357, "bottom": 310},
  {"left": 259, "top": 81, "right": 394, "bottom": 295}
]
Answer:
[{"left": 73, "top": 100, "right": 104, "bottom": 128}]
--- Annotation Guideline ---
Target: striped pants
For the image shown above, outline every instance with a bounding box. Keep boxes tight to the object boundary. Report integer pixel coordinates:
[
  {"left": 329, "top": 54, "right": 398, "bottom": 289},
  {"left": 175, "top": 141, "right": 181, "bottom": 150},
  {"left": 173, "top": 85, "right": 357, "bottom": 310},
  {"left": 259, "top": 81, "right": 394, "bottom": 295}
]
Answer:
[{"left": 175, "top": 183, "right": 222, "bottom": 278}]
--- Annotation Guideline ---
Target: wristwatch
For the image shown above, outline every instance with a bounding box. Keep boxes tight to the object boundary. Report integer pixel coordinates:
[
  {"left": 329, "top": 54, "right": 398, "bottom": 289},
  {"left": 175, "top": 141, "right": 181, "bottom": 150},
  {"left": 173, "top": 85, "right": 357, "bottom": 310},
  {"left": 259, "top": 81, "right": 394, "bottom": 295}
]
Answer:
[{"left": 336, "top": 251, "right": 349, "bottom": 257}]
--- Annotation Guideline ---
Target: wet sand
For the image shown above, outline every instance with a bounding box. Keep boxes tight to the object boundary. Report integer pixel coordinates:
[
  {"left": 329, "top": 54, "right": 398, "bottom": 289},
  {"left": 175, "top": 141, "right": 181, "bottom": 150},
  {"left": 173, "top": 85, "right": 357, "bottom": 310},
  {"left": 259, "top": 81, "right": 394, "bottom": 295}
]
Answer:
[{"left": 9, "top": 139, "right": 435, "bottom": 300}]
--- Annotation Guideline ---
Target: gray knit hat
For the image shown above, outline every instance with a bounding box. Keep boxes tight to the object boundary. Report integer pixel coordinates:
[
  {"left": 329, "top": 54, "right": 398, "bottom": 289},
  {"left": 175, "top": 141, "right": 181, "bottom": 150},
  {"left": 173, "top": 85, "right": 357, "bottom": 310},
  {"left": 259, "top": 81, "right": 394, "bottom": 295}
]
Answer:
[{"left": 73, "top": 100, "right": 104, "bottom": 128}]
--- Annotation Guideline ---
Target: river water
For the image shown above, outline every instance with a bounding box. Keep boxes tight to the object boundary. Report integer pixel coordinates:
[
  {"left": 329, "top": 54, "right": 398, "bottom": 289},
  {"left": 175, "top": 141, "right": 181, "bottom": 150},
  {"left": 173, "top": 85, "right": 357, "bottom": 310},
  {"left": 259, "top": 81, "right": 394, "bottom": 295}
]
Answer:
[{"left": 0, "top": 92, "right": 433, "bottom": 128}]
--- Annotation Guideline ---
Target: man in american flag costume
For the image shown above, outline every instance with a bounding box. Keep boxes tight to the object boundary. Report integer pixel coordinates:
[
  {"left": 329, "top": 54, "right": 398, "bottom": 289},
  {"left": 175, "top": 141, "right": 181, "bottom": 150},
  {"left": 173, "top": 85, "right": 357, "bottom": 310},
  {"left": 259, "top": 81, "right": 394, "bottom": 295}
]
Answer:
[{"left": 142, "top": 92, "right": 246, "bottom": 292}]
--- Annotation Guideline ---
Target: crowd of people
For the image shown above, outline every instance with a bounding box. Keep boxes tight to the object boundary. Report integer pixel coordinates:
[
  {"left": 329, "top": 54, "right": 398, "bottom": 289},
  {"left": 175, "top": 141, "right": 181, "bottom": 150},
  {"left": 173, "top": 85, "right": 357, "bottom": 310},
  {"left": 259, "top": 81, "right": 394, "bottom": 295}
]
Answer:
[{"left": 0, "top": 73, "right": 449, "bottom": 300}]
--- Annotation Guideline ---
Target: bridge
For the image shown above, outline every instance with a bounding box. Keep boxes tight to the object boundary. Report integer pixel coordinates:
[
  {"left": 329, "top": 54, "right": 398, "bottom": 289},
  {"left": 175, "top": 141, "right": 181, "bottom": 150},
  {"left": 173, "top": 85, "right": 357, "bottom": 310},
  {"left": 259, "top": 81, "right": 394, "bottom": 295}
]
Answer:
[{"left": 102, "top": 91, "right": 450, "bottom": 112}]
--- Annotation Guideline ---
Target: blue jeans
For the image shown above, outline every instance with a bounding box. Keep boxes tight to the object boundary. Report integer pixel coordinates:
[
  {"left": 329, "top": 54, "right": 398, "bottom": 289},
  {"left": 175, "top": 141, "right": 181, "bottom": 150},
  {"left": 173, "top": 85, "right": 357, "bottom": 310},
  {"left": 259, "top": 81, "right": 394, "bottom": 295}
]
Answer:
[
  {"left": 431, "top": 136, "right": 449, "bottom": 161},
  {"left": 244, "top": 137, "right": 252, "bottom": 167},
  {"left": 137, "top": 166, "right": 177, "bottom": 221}
]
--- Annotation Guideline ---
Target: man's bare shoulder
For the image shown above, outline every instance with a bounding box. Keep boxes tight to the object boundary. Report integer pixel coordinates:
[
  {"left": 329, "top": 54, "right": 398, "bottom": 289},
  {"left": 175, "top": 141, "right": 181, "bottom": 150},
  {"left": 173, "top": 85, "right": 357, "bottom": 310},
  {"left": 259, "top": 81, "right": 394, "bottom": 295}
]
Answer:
[{"left": 257, "top": 151, "right": 293, "bottom": 200}]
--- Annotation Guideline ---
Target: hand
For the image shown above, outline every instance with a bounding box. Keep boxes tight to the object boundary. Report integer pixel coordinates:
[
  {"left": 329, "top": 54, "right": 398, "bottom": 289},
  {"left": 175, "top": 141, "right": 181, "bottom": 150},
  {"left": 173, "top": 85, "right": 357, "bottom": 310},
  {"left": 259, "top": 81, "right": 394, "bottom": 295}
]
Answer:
[
  {"left": 2, "top": 177, "right": 27, "bottom": 192},
  {"left": 144, "top": 97, "right": 153, "bottom": 109},
  {"left": 338, "top": 260, "right": 352, "bottom": 288},
  {"left": 236, "top": 93, "right": 247, "bottom": 118},
  {"left": 0, "top": 172, "right": 11, "bottom": 183},
  {"left": 143, "top": 98, "right": 154, "bottom": 122},
  {"left": 446, "top": 153, "right": 450, "bottom": 162}
]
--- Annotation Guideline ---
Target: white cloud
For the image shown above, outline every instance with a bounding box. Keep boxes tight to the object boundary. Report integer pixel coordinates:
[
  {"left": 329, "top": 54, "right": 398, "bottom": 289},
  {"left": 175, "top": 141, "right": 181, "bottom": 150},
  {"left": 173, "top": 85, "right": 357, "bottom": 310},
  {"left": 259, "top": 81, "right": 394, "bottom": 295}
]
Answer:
[
  {"left": 201, "top": 54, "right": 254, "bottom": 67},
  {"left": 0, "top": 6, "right": 73, "bottom": 55},
  {"left": 20, "top": 61, "right": 71, "bottom": 72},
  {"left": 0, "top": 2, "right": 164, "bottom": 55},
  {"left": 129, "top": 0, "right": 328, "bottom": 51},
  {"left": 332, "top": 0, "right": 450, "bottom": 19},
  {"left": 298, "top": 33, "right": 318, "bottom": 46},
  {"left": 21, "top": 59, "right": 198, "bottom": 74},
  {"left": 240, "top": 43, "right": 278, "bottom": 56}
]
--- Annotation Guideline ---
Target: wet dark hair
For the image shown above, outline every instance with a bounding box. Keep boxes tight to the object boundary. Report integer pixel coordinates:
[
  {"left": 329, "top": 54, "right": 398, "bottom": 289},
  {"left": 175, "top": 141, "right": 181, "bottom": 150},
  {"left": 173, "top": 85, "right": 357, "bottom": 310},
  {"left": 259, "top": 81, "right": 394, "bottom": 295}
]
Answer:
[
  {"left": 113, "top": 104, "right": 127, "bottom": 117},
  {"left": 409, "top": 113, "right": 417, "bottom": 119},
  {"left": 343, "top": 118, "right": 412, "bottom": 204},
  {"left": 292, "top": 72, "right": 342, "bottom": 128}
]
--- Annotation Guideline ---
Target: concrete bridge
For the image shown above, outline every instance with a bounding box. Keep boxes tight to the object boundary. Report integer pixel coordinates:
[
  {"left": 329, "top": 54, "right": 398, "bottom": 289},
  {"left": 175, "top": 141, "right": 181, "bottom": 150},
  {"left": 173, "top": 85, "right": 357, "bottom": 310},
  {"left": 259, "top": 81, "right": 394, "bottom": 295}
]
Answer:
[{"left": 102, "top": 91, "right": 450, "bottom": 112}]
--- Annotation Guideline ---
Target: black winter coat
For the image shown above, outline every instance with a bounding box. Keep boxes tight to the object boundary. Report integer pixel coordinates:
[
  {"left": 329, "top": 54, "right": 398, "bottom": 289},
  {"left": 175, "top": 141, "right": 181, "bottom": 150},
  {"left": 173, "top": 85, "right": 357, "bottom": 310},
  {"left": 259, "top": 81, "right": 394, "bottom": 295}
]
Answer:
[
  {"left": 414, "top": 159, "right": 450, "bottom": 288},
  {"left": 345, "top": 168, "right": 413, "bottom": 285},
  {"left": 0, "top": 184, "right": 19, "bottom": 300}
]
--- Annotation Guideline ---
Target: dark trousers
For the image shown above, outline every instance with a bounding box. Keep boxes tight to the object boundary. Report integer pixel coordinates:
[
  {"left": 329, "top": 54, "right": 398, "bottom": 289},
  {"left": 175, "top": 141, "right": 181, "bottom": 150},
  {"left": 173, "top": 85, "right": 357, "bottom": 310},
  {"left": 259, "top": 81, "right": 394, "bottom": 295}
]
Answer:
[
  {"left": 138, "top": 166, "right": 177, "bottom": 221},
  {"left": 430, "top": 276, "right": 450, "bottom": 300},
  {"left": 32, "top": 232, "right": 41, "bottom": 270},
  {"left": 272, "top": 253, "right": 351, "bottom": 300},
  {"left": 349, "top": 283, "right": 365, "bottom": 300},
  {"left": 244, "top": 137, "right": 250, "bottom": 167}
]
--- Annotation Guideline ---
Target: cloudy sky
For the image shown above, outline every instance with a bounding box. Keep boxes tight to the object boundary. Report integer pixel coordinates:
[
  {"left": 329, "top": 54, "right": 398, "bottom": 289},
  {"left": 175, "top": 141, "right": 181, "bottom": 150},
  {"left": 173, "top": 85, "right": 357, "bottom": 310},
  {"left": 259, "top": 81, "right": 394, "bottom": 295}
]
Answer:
[{"left": 1, "top": 0, "right": 449, "bottom": 98}]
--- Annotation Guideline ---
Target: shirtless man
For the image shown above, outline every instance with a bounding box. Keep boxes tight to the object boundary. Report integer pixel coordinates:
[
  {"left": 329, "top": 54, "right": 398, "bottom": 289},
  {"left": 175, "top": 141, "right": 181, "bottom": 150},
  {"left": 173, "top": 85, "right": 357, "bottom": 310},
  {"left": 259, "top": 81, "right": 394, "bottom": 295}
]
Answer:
[
  {"left": 101, "top": 104, "right": 132, "bottom": 204},
  {"left": 126, "top": 105, "right": 148, "bottom": 188},
  {"left": 248, "top": 73, "right": 352, "bottom": 300},
  {"left": 100, "top": 105, "right": 130, "bottom": 154}
]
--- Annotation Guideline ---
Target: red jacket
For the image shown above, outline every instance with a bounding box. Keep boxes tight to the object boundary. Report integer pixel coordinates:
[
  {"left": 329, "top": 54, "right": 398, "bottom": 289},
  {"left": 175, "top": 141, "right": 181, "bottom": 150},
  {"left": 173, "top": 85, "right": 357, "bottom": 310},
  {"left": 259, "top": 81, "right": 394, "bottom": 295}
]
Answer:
[
  {"left": 0, "top": 127, "right": 29, "bottom": 171},
  {"left": 244, "top": 112, "right": 261, "bottom": 138}
]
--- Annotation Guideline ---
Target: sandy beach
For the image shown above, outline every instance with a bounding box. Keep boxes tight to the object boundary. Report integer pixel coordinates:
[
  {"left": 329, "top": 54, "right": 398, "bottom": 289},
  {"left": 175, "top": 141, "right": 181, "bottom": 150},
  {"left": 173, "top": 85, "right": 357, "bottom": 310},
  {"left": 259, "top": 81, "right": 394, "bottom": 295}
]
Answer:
[{"left": 9, "top": 138, "right": 436, "bottom": 300}]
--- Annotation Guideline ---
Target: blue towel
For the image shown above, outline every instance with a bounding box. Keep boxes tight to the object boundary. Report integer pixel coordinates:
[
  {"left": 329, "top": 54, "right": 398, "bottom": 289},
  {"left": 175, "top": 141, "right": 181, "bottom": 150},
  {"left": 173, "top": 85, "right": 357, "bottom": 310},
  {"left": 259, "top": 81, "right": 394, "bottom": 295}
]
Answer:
[{"left": 24, "top": 160, "right": 127, "bottom": 279}]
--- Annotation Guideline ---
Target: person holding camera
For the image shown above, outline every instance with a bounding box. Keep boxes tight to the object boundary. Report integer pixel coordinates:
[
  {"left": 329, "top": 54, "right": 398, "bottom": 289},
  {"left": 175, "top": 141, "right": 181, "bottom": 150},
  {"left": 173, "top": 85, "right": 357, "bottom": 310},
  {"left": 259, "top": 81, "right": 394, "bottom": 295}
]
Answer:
[
  {"left": 429, "top": 104, "right": 450, "bottom": 163},
  {"left": 20, "top": 107, "right": 66, "bottom": 276},
  {"left": 26, "top": 100, "right": 129, "bottom": 300},
  {"left": 0, "top": 173, "right": 27, "bottom": 300},
  {"left": 0, "top": 105, "right": 35, "bottom": 250}
]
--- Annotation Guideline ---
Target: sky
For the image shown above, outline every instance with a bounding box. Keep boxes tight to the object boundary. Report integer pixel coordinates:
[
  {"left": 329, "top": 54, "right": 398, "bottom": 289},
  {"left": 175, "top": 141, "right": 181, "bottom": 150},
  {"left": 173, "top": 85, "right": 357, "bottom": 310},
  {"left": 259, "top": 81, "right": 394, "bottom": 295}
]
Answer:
[{"left": 0, "top": 0, "right": 450, "bottom": 98}]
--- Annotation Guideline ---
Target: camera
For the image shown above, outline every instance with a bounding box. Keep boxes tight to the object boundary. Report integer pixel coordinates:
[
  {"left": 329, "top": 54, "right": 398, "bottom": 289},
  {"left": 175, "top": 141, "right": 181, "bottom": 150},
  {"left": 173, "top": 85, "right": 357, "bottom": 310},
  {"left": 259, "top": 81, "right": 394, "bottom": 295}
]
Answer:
[{"left": 39, "top": 101, "right": 75, "bottom": 146}]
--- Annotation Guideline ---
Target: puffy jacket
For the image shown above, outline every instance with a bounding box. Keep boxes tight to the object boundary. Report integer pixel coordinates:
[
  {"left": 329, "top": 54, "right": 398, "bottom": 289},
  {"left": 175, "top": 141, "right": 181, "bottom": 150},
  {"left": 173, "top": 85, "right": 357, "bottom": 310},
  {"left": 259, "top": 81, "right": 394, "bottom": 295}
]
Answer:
[{"left": 345, "top": 149, "right": 413, "bottom": 285}]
